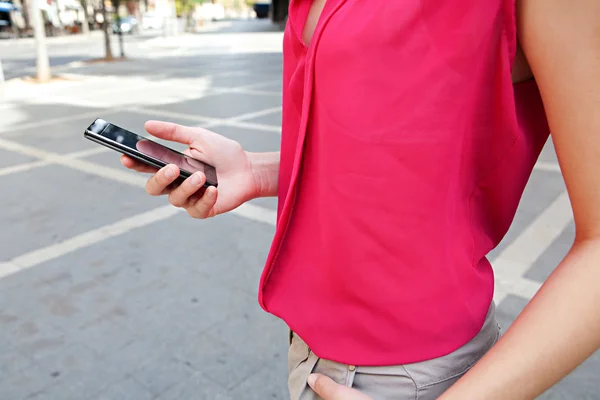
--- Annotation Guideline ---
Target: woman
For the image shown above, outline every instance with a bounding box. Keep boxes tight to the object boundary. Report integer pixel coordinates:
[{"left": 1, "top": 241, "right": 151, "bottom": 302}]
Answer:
[{"left": 122, "top": 0, "right": 600, "bottom": 399}]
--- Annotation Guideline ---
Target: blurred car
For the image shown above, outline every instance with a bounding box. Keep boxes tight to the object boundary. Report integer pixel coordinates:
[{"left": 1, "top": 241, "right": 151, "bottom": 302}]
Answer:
[
  {"left": 141, "top": 12, "right": 163, "bottom": 30},
  {"left": 253, "top": 0, "right": 270, "bottom": 19},
  {"left": 112, "top": 16, "right": 139, "bottom": 34}
]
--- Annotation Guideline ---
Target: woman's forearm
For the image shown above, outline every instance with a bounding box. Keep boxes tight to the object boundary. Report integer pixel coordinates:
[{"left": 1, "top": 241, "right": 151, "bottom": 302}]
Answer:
[
  {"left": 248, "top": 151, "right": 280, "bottom": 198},
  {"left": 440, "top": 239, "right": 600, "bottom": 400}
]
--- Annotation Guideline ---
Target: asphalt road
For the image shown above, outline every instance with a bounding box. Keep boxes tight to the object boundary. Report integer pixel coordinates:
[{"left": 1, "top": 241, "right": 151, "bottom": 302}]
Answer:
[{"left": 0, "top": 18, "right": 598, "bottom": 400}]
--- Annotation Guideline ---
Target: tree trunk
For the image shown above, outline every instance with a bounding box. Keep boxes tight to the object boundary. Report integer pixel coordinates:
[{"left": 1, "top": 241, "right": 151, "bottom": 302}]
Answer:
[
  {"left": 20, "top": 0, "right": 32, "bottom": 30},
  {"left": 32, "top": 0, "right": 51, "bottom": 82},
  {"left": 80, "top": 0, "right": 90, "bottom": 35},
  {"left": 101, "top": 0, "right": 113, "bottom": 60},
  {"left": 113, "top": 0, "right": 124, "bottom": 58},
  {"left": 117, "top": 23, "right": 124, "bottom": 57}
]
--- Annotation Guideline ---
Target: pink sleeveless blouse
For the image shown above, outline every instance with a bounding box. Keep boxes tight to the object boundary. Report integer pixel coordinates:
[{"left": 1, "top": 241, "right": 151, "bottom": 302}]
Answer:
[{"left": 259, "top": 0, "right": 550, "bottom": 365}]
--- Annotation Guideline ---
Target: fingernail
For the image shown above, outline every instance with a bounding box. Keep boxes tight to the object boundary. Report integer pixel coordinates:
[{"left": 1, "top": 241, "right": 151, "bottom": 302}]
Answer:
[
  {"left": 164, "top": 166, "right": 175, "bottom": 179},
  {"left": 206, "top": 187, "right": 215, "bottom": 197},
  {"left": 191, "top": 173, "right": 202, "bottom": 186},
  {"left": 307, "top": 374, "right": 317, "bottom": 388}
]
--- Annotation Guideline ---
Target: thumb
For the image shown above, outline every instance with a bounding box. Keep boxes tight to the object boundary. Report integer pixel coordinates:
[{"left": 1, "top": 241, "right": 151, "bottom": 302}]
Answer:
[
  {"left": 144, "top": 120, "right": 198, "bottom": 146},
  {"left": 307, "top": 374, "right": 372, "bottom": 400}
]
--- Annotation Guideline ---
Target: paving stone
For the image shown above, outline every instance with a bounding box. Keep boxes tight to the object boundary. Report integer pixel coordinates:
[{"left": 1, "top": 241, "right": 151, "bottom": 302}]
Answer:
[
  {"left": 244, "top": 109, "right": 282, "bottom": 127},
  {"left": 173, "top": 331, "right": 267, "bottom": 390},
  {"left": 538, "top": 136, "right": 559, "bottom": 163},
  {"left": 0, "top": 104, "right": 105, "bottom": 137},
  {"left": 525, "top": 221, "right": 575, "bottom": 283},
  {"left": 495, "top": 294, "right": 529, "bottom": 333},
  {"left": 1, "top": 19, "right": 596, "bottom": 400},
  {"left": 0, "top": 164, "right": 164, "bottom": 260},
  {"left": 0, "top": 364, "right": 56, "bottom": 400},
  {"left": 207, "top": 74, "right": 277, "bottom": 89},
  {"left": 207, "top": 124, "right": 281, "bottom": 153},
  {"left": 94, "top": 377, "right": 154, "bottom": 400},
  {"left": 0, "top": 347, "right": 34, "bottom": 376},
  {"left": 4, "top": 112, "right": 110, "bottom": 154},
  {"left": 34, "top": 343, "right": 100, "bottom": 377},
  {"left": 132, "top": 356, "right": 196, "bottom": 397},
  {"left": 0, "top": 148, "right": 37, "bottom": 169},
  {"left": 228, "top": 364, "right": 289, "bottom": 400},
  {"left": 9, "top": 321, "right": 67, "bottom": 363},
  {"left": 488, "top": 169, "right": 567, "bottom": 259},
  {"left": 539, "top": 350, "right": 600, "bottom": 399},
  {"left": 152, "top": 92, "right": 282, "bottom": 119},
  {"left": 204, "top": 300, "right": 288, "bottom": 363},
  {"left": 496, "top": 295, "right": 600, "bottom": 400},
  {"left": 156, "top": 372, "right": 232, "bottom": 400}
]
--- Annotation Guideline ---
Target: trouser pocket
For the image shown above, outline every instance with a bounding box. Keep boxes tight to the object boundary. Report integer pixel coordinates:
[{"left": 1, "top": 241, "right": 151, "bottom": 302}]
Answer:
[{"left": 403, "top": 301, "right": 501, "bottom": 399}]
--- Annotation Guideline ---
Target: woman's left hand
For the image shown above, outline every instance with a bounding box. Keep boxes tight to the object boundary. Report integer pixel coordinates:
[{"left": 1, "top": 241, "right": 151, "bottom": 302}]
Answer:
[{"left": 307, "top": 374, "right": 373, "bottom": 400}]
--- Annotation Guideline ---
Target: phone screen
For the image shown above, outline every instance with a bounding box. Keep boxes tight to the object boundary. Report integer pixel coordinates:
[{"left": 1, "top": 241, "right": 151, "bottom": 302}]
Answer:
[{"left": 88, "top": 119, "right": 218, "bottom": 185}]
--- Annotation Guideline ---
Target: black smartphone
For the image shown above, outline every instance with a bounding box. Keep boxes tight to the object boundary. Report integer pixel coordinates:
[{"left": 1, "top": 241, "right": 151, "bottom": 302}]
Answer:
[{"left": 84, "top": 118, "right": 218, "bottom": 188}]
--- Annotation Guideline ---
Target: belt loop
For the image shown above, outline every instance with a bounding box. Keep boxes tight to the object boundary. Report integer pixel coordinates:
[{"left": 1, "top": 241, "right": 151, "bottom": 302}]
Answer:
[{"left": 345, "top": 365, "right": 357, "bottom": 387}]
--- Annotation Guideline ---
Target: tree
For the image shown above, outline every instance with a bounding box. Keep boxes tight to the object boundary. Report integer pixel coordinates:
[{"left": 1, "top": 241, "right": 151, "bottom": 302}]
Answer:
[
  {"left": 112, "top": 0, "right": 124, "bottom": 57},
  {"left": 175, "top": 0, "right": 205, "bottom": 32},
  {"left": 32, "top": 0, "right": 50, "bottom": 82},
  {"left": 100, "top": 0, "right": 113, "bottom": 59},
  {"left": 20, "top": 0, "right": 32, "bottom": 30},
  {"left": 79, "top": 0, "right": 90, "bottom": 35}
]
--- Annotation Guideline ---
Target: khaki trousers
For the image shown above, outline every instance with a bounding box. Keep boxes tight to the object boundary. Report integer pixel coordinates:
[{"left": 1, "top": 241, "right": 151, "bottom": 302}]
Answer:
[{"left": 288, "top": 302, "right": 500, "bottom": 400}]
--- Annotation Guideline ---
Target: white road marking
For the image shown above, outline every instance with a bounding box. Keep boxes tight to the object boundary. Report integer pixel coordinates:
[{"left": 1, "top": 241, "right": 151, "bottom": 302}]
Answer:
[
  {"left": 234, "top": 88, "right": 281, "bottom": 97},
  {"left": 0, "top": 205, "right": 182, "bottom": 279},
  {"left": 225, "top": 119, "right": 281, "bottom": 133},
  {"left": 64, "top": 147, "right": 110, "bottom": 158},
  {"left": 0, "top": 135, "right": 277, "bottom": 226},
  {"left": 534, "top": 161, "right": 562, "bottom": 173},
  {"left": 131, "top": 107, "right": 282, "bottom": 133},
  {"left": 3, "top": 66, "right": 564, "bottom": 306},
  {"left": 495, "top": 275, "right": 542, "bottom": 304},
  {"left": 0, "top": 138, "right": 277, "bottom": 279},
  {"left": 0, "top": 138, "right": 148, "bottom": 186},
  {"left": 492, "top": 191, "right": 573, "bottom": 303},
  {"left": 0, "top": 147, "right": 109, "bottom": 177},
  {"left": 234, "top": 202, "right": 277, "bottom": 226},
  {"left": 0, "top": 262, "right": 23, "bottom": 279},
  {"left": 128, "top": 107, "right": 215, "bottom": 124},
  {"left": 492, "top": 191, "right": 572, "bottom": 272},
  {"left": 0, "top": 160, "right": 48, "bottom": 177},
  {"left": 0, "top": 108, "right": 121, "bottom": 134},
  {"left": 230, "top": 106, "right": 282, "bottom": 122}
]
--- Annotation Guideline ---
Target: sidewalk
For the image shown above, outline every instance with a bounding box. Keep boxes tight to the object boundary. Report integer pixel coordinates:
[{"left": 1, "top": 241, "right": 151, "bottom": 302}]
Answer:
[
  {"left": 0, "top": 30, "right": 105, "bottom": 48},
  {"left": 0, "top": 30, "right": 286, "bottom": 400}
]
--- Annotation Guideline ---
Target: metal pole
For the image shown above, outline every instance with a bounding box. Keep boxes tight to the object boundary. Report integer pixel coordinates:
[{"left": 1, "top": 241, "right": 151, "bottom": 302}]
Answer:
[{"left": 32, "top": 0, "right": 51, "bottom": 82}]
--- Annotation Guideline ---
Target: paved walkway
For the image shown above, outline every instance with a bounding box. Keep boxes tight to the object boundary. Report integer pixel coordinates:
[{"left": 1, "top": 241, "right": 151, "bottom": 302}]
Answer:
[{"left": 0, "top": 19, "right": 598, "bottom": 400}]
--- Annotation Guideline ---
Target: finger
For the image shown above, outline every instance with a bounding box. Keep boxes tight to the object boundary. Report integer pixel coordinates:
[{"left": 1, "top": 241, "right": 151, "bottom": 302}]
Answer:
[
  {"left": 120, "top": 155, "right": 158, "bottom": 173},
  {"left": 168, "top": 172, "right": 206, "bottom": 208},
  {"left": 144, "top": 120, "right": 198, "bottom": 146},
  {"left": 187, "top": 185, "right": 218, "bottom": 219},
  {"left": 145, "top": 164, "right": 179, "bottom": 196},
  {"left": 307, "top": 374, "right": 372, "bottom": 400}
]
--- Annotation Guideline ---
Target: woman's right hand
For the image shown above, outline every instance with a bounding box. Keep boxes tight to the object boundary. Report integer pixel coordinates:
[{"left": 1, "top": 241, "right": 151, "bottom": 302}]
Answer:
[{"left": 121, "top": 120, "right": 261, "bottom": 219}]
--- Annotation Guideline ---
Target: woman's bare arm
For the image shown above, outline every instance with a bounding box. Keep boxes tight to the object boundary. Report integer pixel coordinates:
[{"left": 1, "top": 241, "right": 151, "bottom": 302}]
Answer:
[{"left": 439, "top": 1, "right": 600, "bottom": 398}]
